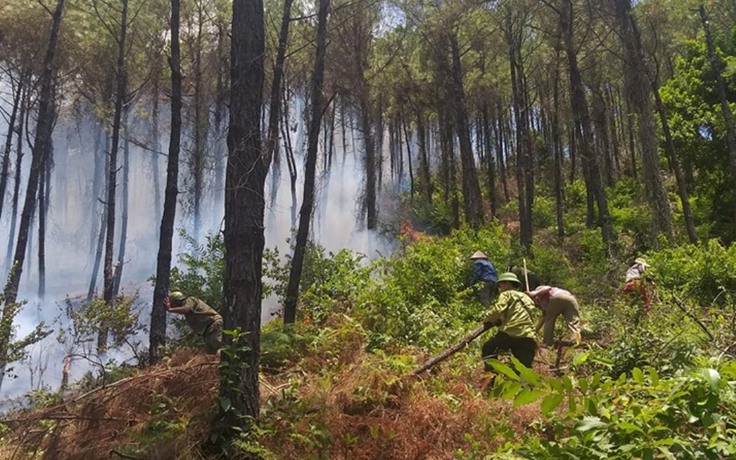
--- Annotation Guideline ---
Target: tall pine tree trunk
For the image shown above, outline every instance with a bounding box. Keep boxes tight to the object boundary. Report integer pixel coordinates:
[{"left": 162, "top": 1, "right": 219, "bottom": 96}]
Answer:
[
  {"left": 402, "top": 116, "right": 415, "bottom": 198},
  {"left": 615, "top": 0, "right": 673, "bottom": 243},
  {"left": 0, "top": 0, "right": 64, "bottom": 393},
  {"left": 100, "top": 0, "right": 128, "bottom": 353},
  {"left": 561, "top": 0, "right": 614, "bottom": 246},
  {"left": 506, "top": 12, "right": 533, "bottom": 249},
  {"left": 360, "top": 93, "right": 377, "bottom": 229},
  {"left": 150, "top": 0, "right": 183, "bottom": 365},
  {"left": 416, "top": 109, "right": 432, "bottom": 204},
  {"left": 283, "top": 0, "right": 329, "bottom": 325},
  {"left": 113, "top": 110, "right": 130, "bottom": 296},
  {"left": 150, "top": 56, "right": 162, "bottom": 219},
  {"left": 481, "top": 105, "right": 497, "bottom": 217},
  {"left": 0, "top": 72, "right": 24, "bottom": 222},
  {"left": 552, "top": 45, "right": 565, "bottom": 239},
  {"left": 5, "top": 85, "right": 28, "bottom": 276},
  {"left": 265, "top": 0, "right": 295, "bottom": 205},
  {"left": 87, "top": 132, "right": 109, "bottom": 301},
  {"left": 191, "top": 1, "right": 208, "bottom": 246},
  {"left": 449, "top": 33, "right": 483, "bottom": 228},
  {"left": 219, "top": 0, "right": 267, "bottom": 435},
  {"left": 38, "top": 103, "right": 55, "bottom": 300}
]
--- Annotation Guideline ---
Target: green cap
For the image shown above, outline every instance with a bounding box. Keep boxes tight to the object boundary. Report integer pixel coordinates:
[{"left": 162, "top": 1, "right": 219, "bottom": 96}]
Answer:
[
  {"left": 169, "top": 291, "right": 186, "bottom": 302},
  {"left": 497, "top": 272, "right": 521, "bottom": 286}
]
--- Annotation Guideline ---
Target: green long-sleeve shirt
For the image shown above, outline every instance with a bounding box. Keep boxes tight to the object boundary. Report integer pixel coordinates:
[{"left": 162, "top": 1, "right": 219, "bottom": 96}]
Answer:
[
  {"left": 183, "top": 297, "right": 222, "bottom": 335},
  {"left": 484, "top": 290, "right": 536, "bottom": 339}
]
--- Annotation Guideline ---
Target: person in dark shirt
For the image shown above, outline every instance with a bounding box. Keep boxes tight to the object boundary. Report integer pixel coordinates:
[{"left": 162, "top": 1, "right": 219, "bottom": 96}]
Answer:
[{"left": 470, "top": 251, "right": 499, "bottom": 307}]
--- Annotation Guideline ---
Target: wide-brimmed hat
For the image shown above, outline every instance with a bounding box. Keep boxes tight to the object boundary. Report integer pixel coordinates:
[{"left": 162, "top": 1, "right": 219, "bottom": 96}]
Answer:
[
  {"left": 469, "top": 250, "right": 488, "bottom": 260},
  {"left": 497, "top": 272, "right": 521, "bottom": 286},
  {"left": 634, "top": 257, "right": 650, "bottom": 267},
  {"left": 169, "top": 291, "right": 186, "bottom": 302}
]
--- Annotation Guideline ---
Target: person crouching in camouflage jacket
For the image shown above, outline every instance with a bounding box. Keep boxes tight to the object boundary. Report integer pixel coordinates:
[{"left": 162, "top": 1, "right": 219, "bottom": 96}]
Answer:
[{"left": 165, "top": 291, "right": 223, "bottom": 354}]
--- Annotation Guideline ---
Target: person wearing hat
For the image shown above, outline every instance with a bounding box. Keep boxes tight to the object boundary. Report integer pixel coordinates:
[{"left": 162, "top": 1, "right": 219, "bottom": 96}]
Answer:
[
  {"left": 481, "top": 272, "right": 537, "bottom": 373},
  {"left": 526, "top": 285, "right": 581, "bottom": 347},
  {"left": 469, "top": 250, "right": 499, "bottom": 307},
  {"left": 624, "top": 257, "right": 652, "bottom": 312},
  {"left": 164, "top": 291, "right": 223, "bottom": 354}
]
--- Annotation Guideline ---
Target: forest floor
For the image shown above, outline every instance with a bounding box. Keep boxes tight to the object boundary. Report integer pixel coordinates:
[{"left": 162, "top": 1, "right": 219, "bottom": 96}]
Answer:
[{"left": 0, "top": 336, "right": 572, "bottom": 459}]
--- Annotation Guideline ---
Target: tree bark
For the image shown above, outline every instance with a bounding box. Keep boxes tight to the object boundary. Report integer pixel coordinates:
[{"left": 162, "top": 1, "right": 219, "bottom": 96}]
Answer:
[
  {"left": 264, "top": 0, "right": 293, "bottom": 206},
  {"left": 552, "top": 44, "right": 565, "bottom": 240},
  {"left": 191, "top": 0, "right": 208, "bottom": 246},
  {"left": 281, "top": 92, "right": 298, "bottom": 230},
  {"left": 38, "top": 107, "right": 55, "bottom": 301},
  {"left": 615, "top": 0, "right": 673, "bottom": 243},
  {"left": 87, "top": 132, "right": 109, "bottom": 301},
  {"left": 416, "top": 109, "right": 432, "bottom": 204},
  {"left": 560, "top": 0, "right": 614, "bottom": 246},
  {"left": 283, "top": 0, "right": 329, "bottom": 325},
  {"left": 0, "top": 72, "right": 24, "bottom": 222},
  {"left": 402, "top": 116, "right": 414, "bottom": 198},
  {"left": 481, "top": 105, "right": 497, "bottom": 218},
  {"left": 150, "top": 54, "right": 162, "bottom": 219},
  {"left": 99, "top": 0, "right": 128, "bottom": 353},
  {"left": 220, "top": 0, "right": 267, "bottom": 431},
  {"left": 0, "top": 0, "right": 65, "bottom": 393},
  {"left": 150, "top": 0, "right": 183, "bottom": 365},
  {"left": 4, "top": 85, "right": 28, "bottom": 276},
  {"left": 113, "top": 111, "right": 130, "bottom": 296},
  {"left": 360, "top": 95, "right": 377, "bottom": 229},
  {"left": 496, "top": 102, "right": 510, "bottom": 203},
  {"left": 506, "top": 11, "right": 533, "bottom": 249},
  {"left": 450, "top": 33, "right": 483, "bottom": 228}
]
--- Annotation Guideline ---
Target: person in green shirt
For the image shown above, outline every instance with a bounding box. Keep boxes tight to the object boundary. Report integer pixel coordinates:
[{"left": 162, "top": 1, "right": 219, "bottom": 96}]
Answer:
[
  {"left": 481, "top": 272, "right": 537, "bottom": 371},
  {"left": 164, "top": 291, "right": 223, "bottom": 355}
]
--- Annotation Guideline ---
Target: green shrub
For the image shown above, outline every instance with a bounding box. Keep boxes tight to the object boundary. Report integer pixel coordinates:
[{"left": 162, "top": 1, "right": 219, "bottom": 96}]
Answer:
[
  {"left": 355, "top": 225, "right": 510, "bottom": 349},
  {"left": 299, "top": 244, "right": 372, "bottom": 323},
  {"left": 490, "top": 358, "right": 736, "bottom": 459},
  {"left": 649, "top": 239, "right": 736, "bottom": 306},
  {"left": 532, "top": 196, "right": 556, "bottom": 230}
]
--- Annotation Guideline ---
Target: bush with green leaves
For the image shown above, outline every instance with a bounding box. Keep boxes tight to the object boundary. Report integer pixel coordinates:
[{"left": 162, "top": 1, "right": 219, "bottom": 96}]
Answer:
[
  {"left": 168, "top": 231, "right": 288, "bottom": 312},
  {"left": 298, "top": 243, "right": 372, "bottom": 323},
  {"left": 648, "top": 239, "right": 736, "bottom": 307},
  {"left": 489, "top": 358, "right": 736, "bottom": 459},
  {"left": 355, "top": 225, "right": 510, "bottom": 350},
  {"left": 260, "top": 319, "right": 319, "bottom": 371},
  {"left": 59, "top": 292, "right": 143, "bottom": 355}
]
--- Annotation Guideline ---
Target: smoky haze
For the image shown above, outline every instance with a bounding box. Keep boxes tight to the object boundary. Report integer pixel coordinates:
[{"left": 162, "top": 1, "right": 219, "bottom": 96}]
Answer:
[{"left": 0, "top": 88, "right": 402, "bottom": 402}]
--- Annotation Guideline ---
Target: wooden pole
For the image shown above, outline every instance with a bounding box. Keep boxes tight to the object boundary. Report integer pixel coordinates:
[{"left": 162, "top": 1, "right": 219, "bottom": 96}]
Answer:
[
  {"left": 522, "top": 257, "right": 530, "bottom": 291},
  {"left": 412, "top": 323, "right": 491, "bottom": 376}
]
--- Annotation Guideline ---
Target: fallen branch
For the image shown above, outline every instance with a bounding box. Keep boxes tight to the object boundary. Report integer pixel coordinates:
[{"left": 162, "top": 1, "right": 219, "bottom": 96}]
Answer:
[
  {"left": 412, "top": 323, "right": 491, "bottom": 376},
  {"left": 111, "top": 449, "right": 140, "bottom": 459}
]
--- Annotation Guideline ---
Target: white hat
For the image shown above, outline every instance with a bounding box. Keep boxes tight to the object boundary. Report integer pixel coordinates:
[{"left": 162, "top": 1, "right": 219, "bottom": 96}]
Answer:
[
  {"left": 470, "top": 250, "right": 488, "bottom": 260},
  {"left": 634, "top": 257, "right": 650, "bottom": 267}
]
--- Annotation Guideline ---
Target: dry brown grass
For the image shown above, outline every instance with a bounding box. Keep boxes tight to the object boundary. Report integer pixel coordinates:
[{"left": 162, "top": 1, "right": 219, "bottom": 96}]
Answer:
[
  {"left": 2, "top": 333, "right": 548, "bottom": 460},
  {"left": 1, "top": 348, "right": 220, "bottom": 460}
]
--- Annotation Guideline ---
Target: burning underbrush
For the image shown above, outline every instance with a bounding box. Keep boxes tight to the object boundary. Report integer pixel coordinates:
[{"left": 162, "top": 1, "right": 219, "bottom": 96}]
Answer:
[{"left": 0, "top": 315, "right": 546, "bottom": 459}]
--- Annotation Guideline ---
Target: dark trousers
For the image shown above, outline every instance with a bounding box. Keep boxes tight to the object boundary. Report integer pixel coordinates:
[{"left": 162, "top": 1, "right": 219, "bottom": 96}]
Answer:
[
  {"left": 482, "top": 331, "right": 536, "bottom": 371},
  {"left": 477, "top": 281, "right": 497, "bottom": 307}
]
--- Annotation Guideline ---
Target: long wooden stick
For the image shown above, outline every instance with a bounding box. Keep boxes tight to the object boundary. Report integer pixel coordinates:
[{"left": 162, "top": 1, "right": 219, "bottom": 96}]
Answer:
[
  {"left": 412, "top": 323, "right": 491, "bottom": 375},
  {"left": 523, "top": 258, "right": 530, "bottom": 291}
]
